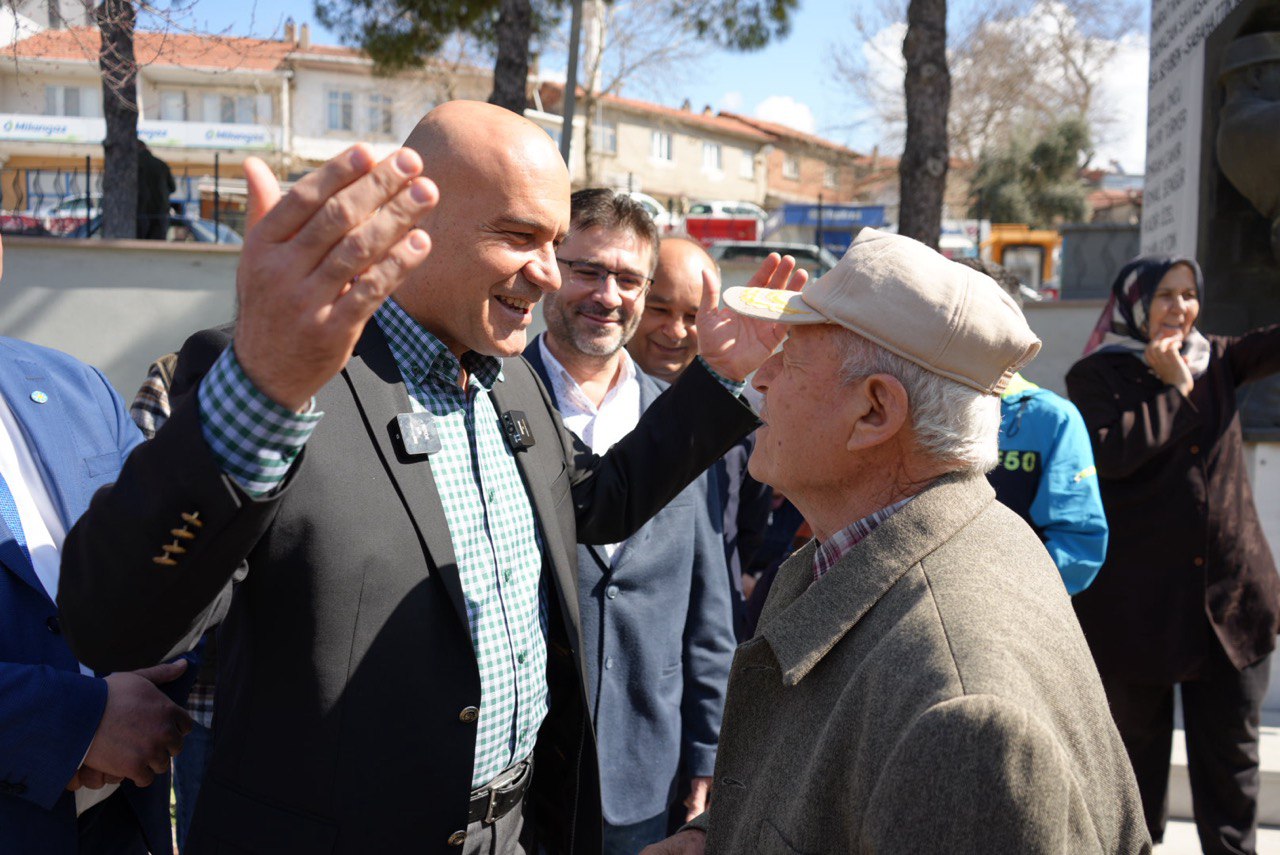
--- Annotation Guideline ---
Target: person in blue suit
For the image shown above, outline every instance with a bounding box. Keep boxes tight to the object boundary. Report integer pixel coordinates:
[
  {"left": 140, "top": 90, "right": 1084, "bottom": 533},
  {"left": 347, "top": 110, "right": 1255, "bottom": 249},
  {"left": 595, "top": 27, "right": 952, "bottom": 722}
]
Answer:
[
  {"left": 0, "top": 237, "right": 193, "bottom": 855},
  {"left": 958, "top": 257, "right": 1108, "bottom": 594},
  {"left": 525, "top": 190, "right": 736, "bottom": 855}
]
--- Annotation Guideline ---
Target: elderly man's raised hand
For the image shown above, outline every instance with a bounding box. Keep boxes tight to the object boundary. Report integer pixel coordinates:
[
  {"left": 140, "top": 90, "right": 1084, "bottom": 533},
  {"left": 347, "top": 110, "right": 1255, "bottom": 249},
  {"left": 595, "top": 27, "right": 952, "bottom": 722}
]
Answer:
[
  {"left": 234, "top": 145, "right": 438, "bottom": 411},
  {"left": 696, "top": 253, "right": 807, "bottom": 382}
]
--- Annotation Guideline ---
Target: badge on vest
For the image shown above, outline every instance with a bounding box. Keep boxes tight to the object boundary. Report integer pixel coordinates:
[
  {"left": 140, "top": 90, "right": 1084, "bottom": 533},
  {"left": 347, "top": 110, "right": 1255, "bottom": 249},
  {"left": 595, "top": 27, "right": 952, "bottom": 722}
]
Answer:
[{"left": 395, "top": 412, "right": 443, "bottom": 457}]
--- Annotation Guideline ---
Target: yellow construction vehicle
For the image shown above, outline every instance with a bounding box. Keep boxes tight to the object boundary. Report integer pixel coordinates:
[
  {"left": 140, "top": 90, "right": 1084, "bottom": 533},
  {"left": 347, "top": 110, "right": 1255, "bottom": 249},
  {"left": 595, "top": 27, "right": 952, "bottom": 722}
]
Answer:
[{"left": 981, "top": 224, "right": 1061, "bottom": 297}]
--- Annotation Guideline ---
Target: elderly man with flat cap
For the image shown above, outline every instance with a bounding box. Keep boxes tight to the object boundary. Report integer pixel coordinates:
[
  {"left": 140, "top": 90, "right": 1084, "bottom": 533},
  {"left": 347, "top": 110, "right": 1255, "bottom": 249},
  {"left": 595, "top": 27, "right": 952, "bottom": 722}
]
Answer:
[
  {"left": 644, "top": 228, "right": 1151, "bottom": 855},
  {"left": 57, "top": 101, "right": 801, "bottom": 855}
]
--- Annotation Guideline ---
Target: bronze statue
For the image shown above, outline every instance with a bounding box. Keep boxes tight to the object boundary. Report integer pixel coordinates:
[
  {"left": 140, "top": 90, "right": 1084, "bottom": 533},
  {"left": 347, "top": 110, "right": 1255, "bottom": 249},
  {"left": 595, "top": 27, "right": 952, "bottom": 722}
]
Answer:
[{"left": 1217, "top": 30, "right": 1280, "bottom": 264}]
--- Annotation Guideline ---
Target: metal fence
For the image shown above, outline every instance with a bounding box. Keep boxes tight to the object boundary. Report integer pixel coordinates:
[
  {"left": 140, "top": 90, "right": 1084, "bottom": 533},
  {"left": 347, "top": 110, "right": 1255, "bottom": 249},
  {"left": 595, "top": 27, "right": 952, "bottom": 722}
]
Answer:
[{"left": 0, "top": 156, "right": 246, "bottom": 240}]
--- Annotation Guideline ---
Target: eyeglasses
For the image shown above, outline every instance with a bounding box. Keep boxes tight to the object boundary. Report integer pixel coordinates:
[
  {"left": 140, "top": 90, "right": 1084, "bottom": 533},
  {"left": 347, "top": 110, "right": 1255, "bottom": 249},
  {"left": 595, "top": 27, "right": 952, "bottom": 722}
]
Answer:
[{"left": 556, "top": 257, "right": 652, "bottom": 297}]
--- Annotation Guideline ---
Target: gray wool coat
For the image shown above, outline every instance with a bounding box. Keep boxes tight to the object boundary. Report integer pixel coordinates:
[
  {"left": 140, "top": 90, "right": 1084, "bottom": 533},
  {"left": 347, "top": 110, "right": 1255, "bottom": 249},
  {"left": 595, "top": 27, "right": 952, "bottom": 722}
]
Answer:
[{"left": 688, "top": 472, "right": 1151, "bottom": 854}]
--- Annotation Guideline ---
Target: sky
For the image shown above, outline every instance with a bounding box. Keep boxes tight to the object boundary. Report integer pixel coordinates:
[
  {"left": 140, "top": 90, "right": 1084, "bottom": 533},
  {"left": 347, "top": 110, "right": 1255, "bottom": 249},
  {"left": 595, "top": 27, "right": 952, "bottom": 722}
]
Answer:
[{"left": 170, "top": 0, "right": 1154, "bottom": 172}]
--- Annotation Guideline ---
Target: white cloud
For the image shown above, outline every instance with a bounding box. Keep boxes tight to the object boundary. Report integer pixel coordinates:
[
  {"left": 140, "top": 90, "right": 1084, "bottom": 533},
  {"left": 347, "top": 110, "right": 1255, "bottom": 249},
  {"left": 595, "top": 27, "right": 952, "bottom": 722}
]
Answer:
[
  {"left": 1091, "top": 33, "right": 1149, "bottom": 173},
  {"left": 754, "top": 95, "right": 817, "bottom": 134},
  {"left": 721, "top": 90, "right": 745, "bottom": 112},
  {"left": 863, "top": 22, "right": 907, "bottom": 99}
]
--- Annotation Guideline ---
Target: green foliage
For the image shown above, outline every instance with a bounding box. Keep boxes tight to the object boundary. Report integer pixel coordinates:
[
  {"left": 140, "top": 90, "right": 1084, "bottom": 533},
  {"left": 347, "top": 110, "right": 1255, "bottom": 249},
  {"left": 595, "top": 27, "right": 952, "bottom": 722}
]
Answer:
[
  {"left": 316, "top": 0, "right": 797, "bottom": 76},
  {"left": 970, "top": 117, "right": 1092, "bottom": 228},
  {"left": 680, "top": 0, "right": 799, "bottom": 51},
  {"left": 315, "top": 0, "right": 508, "bottom": 73}
]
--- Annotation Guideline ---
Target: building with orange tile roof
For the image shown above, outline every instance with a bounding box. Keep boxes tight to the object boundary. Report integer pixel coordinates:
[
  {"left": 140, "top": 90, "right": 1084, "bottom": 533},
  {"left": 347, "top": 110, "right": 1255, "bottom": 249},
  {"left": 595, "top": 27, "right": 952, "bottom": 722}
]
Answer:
[{"left": 0, "top": 23, "right": 489, "bottom": 217}]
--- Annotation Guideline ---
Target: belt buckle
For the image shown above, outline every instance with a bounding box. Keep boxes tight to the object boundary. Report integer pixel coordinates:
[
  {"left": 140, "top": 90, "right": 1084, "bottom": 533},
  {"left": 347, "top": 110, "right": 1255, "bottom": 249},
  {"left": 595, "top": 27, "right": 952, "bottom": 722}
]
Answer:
[{"left": 483, "top": 785, "right": 501, "bottom": 825}]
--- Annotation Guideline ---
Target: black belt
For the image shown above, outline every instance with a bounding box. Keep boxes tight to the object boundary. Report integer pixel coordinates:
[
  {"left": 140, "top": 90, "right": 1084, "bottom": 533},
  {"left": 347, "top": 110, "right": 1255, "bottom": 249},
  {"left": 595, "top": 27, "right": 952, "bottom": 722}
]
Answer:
[{"left": 468, "top": 756, "right": 533, "bottom": 825}]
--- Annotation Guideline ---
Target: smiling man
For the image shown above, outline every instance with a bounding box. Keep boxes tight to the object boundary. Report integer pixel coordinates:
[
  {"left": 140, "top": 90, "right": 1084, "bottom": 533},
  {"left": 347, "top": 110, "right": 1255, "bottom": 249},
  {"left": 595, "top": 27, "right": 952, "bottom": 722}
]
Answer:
[
  {"left": 629, "top": 238, "right": 772, "bottom": 641},
  {"left": 57, "top": 102, "right": 800, "bottom": 855},
  {"left": 525, "top": 192, "right": 736, "bottom": 855},
  {"left": 627, "top": 238, "right": 707, "bottom": 383},
  {"left": 643, "top": 228, "right": 1150, "bottom": 855}
]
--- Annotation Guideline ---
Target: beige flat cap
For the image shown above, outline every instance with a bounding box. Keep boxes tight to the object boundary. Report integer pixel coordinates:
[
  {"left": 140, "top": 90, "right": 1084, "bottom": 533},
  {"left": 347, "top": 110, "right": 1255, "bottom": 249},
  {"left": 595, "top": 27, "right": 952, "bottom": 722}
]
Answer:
[{"left": 724, "top": 228, "right": 1041, "bottom": 395}]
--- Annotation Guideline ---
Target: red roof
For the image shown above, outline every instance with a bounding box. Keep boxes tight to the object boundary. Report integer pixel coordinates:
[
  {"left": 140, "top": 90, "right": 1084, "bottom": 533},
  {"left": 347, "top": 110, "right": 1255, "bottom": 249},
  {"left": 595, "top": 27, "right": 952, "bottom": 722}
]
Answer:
[
  {"left": 1088, "top": 187, "right": 1143, "bottom": 210},
  {"left": 719, "top": 111, "right": 860, "bottom": 157},
  {"left": 538, "top": 83, "right": 774, "bottom": 144},
  {"left": 9, "top": 26, "right": 298, "bottom": 71}
]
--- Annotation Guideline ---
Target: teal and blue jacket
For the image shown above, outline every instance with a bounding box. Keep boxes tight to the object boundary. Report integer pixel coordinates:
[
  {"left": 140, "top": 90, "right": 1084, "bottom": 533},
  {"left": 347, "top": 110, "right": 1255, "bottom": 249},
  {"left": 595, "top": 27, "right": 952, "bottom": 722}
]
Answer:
[{"left": 988, "top": 374, "right": 1108, "bottom": 594}]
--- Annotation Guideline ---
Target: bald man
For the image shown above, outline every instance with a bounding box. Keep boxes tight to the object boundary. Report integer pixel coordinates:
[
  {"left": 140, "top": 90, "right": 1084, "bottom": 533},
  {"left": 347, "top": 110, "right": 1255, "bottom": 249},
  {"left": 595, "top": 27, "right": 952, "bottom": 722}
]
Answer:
[
  {"left": 57, "top": 102, "right": 800, "bottom": 855},
  {"left": 629, "top": 238, "right": 773, "bottom": 641},
  {"left": 628, "top": 238, "right": 710, "bottom": 383}
]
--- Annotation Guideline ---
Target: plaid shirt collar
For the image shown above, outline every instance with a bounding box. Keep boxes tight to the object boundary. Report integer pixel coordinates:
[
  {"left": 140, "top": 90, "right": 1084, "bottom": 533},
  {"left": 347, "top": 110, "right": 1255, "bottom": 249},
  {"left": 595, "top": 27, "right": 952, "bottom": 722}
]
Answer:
[
  {"left": 812, "top": 497, "right": 915, "bottom": 582},
  {"left": 376, "top": 298, "right": 504, "bottom": 391}
]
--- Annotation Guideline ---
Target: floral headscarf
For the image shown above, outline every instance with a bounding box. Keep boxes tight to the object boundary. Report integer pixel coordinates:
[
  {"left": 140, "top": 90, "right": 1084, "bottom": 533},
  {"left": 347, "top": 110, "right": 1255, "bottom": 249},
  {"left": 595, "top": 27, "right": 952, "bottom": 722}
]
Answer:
[{"left": 1082, "top": 255, "right": 1211, "bottom": 377}]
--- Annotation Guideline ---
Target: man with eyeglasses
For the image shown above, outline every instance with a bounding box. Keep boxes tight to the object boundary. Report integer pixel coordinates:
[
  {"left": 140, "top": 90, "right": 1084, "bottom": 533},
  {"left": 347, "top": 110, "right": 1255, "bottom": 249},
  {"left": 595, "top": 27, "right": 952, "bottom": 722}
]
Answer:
[{"left": 524, "top": 189, "right": 737, "bottom": 855}]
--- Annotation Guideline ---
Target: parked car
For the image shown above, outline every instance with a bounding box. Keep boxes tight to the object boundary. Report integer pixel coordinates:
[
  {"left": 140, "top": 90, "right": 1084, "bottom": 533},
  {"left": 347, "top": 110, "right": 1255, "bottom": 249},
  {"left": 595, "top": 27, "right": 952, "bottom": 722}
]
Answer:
[
  {"left": 685, "top": 200, "right": 768, "bottom": 245},
  {"left": 708, "top": 241, "right": 839, "bottom": 290},
  {"left": 621, "top": 191, "right": 681, "bottom": 233},
  {"left": 687, "top": 200, "right": 768, "bottom": 220},
  {"left": 43, "top": 195, "right": 101, "bottom": 219},
  {"left": 69, "top": 210, "right": 243, "bottom": 244}
]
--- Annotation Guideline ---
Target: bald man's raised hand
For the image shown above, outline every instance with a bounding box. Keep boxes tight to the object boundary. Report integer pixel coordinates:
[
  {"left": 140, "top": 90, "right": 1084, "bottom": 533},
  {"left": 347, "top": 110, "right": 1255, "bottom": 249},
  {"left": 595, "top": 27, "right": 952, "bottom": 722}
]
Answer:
[
  {"left": 697, "top": 253, "right": 807, "bottom": 382},
  {"left": 233, "top": 145, "right": 438, "bottom": 411}
]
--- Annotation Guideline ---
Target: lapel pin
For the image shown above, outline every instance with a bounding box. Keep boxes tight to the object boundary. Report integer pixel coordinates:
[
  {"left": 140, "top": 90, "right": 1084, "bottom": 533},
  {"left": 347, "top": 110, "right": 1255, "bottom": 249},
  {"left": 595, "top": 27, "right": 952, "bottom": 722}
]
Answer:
[{"left": 29, "top": 391, "right": 48, "bottom": 404}]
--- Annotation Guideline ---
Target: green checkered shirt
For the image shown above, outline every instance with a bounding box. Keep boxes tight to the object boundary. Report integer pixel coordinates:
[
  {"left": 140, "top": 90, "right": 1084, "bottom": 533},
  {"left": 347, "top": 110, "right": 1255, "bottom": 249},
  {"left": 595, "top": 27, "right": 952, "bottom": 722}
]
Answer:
[{"left": 198, "top": 300, "right": 549, "bottom": 788}]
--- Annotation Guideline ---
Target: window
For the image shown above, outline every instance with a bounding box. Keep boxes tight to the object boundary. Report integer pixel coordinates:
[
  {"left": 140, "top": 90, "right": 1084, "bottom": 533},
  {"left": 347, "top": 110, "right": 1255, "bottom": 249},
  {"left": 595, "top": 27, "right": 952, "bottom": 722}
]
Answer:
[
  {"left": 327, "top": 90, "right": 355, "bottom": 133},
  {"left": 702, "top": 142, "right": 722, "bottom": 172},
  {"left": 367, "top": 93, "right": 394, "bottom": 136},
  {"left": 592, "top": 120, "right": 617, "bottom": 154},
  {"left": 255, "top": 94, "right": 274, "bottom": 125},
  {"left": 202, "top": 94, "right": 233, "bottom": 124},
  {"left": 783, "top": 154, "right": 800, "bottom": 180},
  {"left": 739, "top": 148, "right": 754, "bottom": 179},
  {"left": 44, "top": 85, "right": 98, "bottom": 118},
  {"left": 651, "top": 130, "right": 673, "bottom": 162},
  {"left": 158, "top": 91, "right": 187, "bottom": 122},
  {"left": 202, "top": 93, "right": 269, "bottom": 125},
  {"left": 824, "top": 164, "right": 839, "bottom": 189}
]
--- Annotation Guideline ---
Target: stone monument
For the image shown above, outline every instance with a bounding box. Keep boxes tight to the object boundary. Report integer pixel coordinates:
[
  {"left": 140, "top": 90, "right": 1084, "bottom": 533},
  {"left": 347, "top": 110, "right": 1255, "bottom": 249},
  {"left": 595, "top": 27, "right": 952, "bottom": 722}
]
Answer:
[{"left": 1145, "top": 0, "right": 1280, "bottom": 433}]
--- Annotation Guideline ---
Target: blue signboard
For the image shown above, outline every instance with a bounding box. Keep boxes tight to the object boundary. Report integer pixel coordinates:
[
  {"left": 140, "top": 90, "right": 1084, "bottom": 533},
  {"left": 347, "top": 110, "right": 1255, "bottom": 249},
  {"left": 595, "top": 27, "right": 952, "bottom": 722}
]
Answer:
[{"left": 778, "top": 204, "right": 887, "bottom": 228}]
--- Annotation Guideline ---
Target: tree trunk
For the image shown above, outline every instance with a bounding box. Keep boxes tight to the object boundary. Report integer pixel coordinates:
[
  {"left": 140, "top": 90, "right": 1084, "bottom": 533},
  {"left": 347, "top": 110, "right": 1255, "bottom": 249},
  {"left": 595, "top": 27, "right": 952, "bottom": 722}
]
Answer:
[
  {"left": 488, "top": 0, "right": 533, "bottom": 113},
  {"left": 96, "top": 0, "right": 138, "bottom": 239},
  {"left": 898, "top": 0, "right": 949, "bottom": 250},
  {"left": 581, "top": 90, "right": 596, "bottom": 185}
]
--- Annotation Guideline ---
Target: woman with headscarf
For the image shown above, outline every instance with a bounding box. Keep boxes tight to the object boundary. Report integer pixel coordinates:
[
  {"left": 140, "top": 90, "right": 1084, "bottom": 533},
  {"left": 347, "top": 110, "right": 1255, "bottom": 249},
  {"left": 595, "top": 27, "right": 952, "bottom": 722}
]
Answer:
[{"left": 1067, "top": 256, "right": 1280, "bottom": 855}]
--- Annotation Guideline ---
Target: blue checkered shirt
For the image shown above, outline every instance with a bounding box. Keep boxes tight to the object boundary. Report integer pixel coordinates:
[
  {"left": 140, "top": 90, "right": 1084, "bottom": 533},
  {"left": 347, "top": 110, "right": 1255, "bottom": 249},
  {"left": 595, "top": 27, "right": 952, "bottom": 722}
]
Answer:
[{"left": 198, "top": 300, "right": 548, "bottom": 788}]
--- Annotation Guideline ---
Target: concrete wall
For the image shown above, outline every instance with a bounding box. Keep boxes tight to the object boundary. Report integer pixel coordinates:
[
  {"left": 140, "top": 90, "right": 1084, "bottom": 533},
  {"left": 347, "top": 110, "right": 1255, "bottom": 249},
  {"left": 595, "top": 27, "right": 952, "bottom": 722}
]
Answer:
[
  {"left": 1021, "top": 298, "right": 1105, "bottom": 395},
  {"left": 0, "top": 236, "right": 239, "bottom": 396}
]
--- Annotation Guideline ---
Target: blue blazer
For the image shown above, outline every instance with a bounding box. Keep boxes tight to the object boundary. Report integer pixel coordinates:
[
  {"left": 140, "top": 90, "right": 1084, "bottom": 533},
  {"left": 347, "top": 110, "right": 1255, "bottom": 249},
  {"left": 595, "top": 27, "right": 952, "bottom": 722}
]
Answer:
[
  {"left": 0, "top": 337, "right": 172, "bottom": 854},
  {"left": 525, "top": 341, "right": 737, "bottom": 825}
]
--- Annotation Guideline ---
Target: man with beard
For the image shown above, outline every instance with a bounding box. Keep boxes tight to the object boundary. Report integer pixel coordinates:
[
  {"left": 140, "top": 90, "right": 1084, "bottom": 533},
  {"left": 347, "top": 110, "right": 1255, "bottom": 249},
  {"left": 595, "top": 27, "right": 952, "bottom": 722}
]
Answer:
[{"left": 523, "top": 191, "right": 736, "bottom": 855}]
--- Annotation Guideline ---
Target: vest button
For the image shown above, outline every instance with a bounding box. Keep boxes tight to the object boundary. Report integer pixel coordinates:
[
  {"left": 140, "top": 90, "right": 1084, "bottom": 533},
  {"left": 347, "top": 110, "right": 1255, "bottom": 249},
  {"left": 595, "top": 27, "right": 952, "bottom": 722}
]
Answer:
[
  {"left": 46, "top": 616, "right": 60, "bottom": 634},
  {"left": 448, "top": 830, "right": 467, "bottom": 846},
  {"left": 459, "top": 706, "right": 479, "bottom": 723}
]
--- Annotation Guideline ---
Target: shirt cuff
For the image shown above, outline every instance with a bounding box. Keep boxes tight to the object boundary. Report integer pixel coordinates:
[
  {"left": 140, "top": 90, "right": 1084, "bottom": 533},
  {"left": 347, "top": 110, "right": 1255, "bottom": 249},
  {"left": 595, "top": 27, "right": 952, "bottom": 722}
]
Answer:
[
  {"left": 697, "top": 356, "right": 747, "bottom": 398},
  {"left": 198, "top": 347, "right": 323, "bottom": 496}
]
